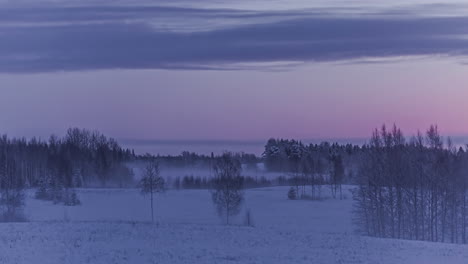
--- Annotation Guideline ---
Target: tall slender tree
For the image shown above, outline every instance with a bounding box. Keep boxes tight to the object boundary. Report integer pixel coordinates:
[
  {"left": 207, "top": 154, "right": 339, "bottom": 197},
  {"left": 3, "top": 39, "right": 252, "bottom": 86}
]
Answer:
[{"left": 140, "top": 161, "right": 165, "bottom": 223}]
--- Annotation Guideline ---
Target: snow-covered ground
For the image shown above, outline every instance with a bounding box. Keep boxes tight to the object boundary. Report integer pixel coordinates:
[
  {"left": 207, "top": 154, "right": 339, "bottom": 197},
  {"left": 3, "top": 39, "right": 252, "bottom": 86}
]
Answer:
[{"left": 1, "top": 186, "right": 468, "bottom": 263}]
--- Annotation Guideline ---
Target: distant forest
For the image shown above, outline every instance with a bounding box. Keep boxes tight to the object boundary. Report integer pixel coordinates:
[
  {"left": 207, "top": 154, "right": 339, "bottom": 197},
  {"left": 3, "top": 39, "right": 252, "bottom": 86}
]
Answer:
[
  {"left": 0, "top": 128, "right": 135, "bottom": 190},
  {"left": 2, "top": 125, "right": 466, "bottom": 189},
  {"left": 1, "top": 125, "right": 468, "bottom": 243}
]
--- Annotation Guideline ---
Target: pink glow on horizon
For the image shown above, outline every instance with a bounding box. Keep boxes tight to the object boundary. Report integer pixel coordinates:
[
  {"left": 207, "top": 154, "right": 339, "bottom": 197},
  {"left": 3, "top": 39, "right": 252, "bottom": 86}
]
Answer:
[{"left": 0, "top": 58, "right": 467, "bottom": 141}]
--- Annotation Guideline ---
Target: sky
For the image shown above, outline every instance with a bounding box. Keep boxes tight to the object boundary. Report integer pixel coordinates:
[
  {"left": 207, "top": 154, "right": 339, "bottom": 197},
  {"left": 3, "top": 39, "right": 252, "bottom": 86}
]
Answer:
[{"left": 1, "top": 0, "right": 468, "bottom": 150}]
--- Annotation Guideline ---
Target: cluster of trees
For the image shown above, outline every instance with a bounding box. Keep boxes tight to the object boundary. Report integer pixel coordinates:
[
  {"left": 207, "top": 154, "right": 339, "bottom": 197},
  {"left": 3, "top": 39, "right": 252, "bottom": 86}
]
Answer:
[
  {"left": 354, "top": 125, "right": 468, "bottom": 244},
  {"left": 0, "top": 128, "right": 134, "bottom": 189},
  {"left": 264, "top": 139, "right": 350, "bottom": 200},
  {"left": 152, "top": 151, "right": 259, "bottom": 171},
  {"left": 139, "top": 152, "right": 247, "bottom": 225},
  {"left": 0, "top": 128, "right": 135, "bottom": 221},
  {"left": 0, "top": 141, "right": 26, "bottom": 221},
  {"left": 263, "top": 138, "right": 360, "bottom": 173}
]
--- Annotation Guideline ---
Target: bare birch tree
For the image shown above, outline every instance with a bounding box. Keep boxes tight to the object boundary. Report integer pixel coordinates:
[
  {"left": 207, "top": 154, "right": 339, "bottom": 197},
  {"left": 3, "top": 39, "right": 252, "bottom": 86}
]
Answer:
[
  {"left": 140, "top": 161, "right": 165, "bottom": 223},
  {"left": 211, "top": 152, "right": 244, "bottom": 225}
]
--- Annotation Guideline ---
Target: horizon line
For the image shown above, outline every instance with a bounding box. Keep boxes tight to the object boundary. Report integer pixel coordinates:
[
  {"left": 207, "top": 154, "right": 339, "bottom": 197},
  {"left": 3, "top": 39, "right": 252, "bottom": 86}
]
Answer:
[{"left": 119, "top": 135, "right": 468, "bottom": 146}]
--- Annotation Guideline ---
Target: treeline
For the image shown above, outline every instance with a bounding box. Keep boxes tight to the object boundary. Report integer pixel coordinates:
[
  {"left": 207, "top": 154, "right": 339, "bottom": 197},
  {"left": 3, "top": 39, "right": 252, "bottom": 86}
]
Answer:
[
  {"left": 170, "top": 175, "right": 276, "bottom": 190},
  {"left": 168, "top": 174, "right": 340, "bottom": 191},
  {"left": 263, "top": 138, "right": 360, "bottom": 178},
  {"left": 354, "top": 125, "right": 468, "bottom": 244},
  {"left": 0, "top": 128, "right": 134, "bottom": 189},
  {"left": 148, "top": 151, "right": 259, "bottom": 171},
  {"left": 0, "top": 128, "right": 136, "bottom": 220},
  {"left": 263, "top": 138, "right": 355, "bottom": 199}
]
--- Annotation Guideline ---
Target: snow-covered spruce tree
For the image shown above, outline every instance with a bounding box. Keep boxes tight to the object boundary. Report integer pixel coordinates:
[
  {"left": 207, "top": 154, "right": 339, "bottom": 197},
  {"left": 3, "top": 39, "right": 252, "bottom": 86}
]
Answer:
[
  {"left": 287, "top": 186, "right": 297, "bottom": 200},
  {"left": 63, "top": 188, "right": 81, "bottom": 206},
  {"left": 51, "top": 176, "right": 65, "bottom": 204},
  {"left": 140, "top": 160, "right": 165, "bottom": 223},
  {"left": 211, "top": 152, "right": 244, "bottom": 225},
  {"left": 62, "top": 167, "right": 81, "bottom": 206},
  {"left": 35, "top": 174, "right": 50, "bottom": 200}
]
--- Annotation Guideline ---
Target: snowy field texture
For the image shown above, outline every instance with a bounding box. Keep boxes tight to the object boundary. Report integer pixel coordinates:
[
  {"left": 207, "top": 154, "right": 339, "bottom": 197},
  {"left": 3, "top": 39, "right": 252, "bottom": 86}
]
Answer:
[{"left": 1, "top": 186, "right": 467, "bottom": 264}]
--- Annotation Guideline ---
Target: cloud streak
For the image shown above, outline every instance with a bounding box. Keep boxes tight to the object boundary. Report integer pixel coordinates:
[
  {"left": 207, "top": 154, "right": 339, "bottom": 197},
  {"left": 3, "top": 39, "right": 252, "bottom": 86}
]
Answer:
[{"left": 2, "top": 3, "right": 468, "bottom": 72}]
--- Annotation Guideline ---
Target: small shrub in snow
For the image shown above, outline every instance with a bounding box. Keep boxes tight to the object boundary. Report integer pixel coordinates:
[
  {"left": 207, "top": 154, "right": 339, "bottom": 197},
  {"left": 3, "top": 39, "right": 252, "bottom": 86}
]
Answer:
[
  {"left": 0, "top": 191, "right": 26, "bottom": 222},
  {"left": 63, "top": 189, "right": 81, "bottom": 206},
  {"left": 0, "top": 192, "right": 26, "bottom": 222},
  {"left": 35, "top": 182, "right": 81, "bottom": 206},
  {"left": 35, "top": 181, "right": 49, "bottom": 200},
  {"left": 287, "top": 187, "right": 297, "bottom": 200},
  {"left": 34, "top": 175, "right": 66, "bottom": 203}
]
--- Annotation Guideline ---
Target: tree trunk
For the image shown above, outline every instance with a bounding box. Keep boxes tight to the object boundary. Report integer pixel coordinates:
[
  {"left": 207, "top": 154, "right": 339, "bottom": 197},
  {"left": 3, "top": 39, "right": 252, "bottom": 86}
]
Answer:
[
  {"left": 151, "top": 191, "right": 154, "bottom": 223},
  {"left": 226, "top": 208, "right": 229, "bottom": 225}
]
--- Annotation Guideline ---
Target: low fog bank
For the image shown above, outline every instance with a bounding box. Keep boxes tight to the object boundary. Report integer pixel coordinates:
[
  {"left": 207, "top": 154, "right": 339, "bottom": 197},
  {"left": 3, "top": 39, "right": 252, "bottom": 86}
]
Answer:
[{"left": 128, "top": 160, "right": 286, "bottom": 182}]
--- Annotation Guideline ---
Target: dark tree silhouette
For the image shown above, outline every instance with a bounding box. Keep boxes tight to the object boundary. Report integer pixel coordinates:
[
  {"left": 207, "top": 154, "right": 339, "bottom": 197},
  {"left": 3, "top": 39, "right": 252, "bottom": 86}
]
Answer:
[
  {"left": 140, "top": 161, "right": 165, "bottom": 223},
  {"left": 354, "top": 124, "right": 468, "bottom": 244},
  {"left": 211, "top": 152, "right": 244, "bottom": 225}
]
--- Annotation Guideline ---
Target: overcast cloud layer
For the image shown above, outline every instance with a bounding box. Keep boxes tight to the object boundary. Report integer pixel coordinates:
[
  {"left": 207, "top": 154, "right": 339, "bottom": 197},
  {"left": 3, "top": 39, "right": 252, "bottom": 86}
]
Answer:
[{"left": 2, "top": 0, "right": 468, "bottom": 72}]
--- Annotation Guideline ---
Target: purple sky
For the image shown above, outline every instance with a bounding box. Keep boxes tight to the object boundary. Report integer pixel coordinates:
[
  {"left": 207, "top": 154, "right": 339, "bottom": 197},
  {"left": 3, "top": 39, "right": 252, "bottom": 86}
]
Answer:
[{"left": 1, "top": 0, "right": 468, "bottom": 143}]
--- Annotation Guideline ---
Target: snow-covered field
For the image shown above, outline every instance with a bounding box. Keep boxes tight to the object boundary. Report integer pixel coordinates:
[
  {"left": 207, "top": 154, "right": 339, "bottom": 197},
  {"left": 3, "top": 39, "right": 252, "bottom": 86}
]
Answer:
[{"left": 1, "top": 186, "right": 468, "bottom": 263}]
